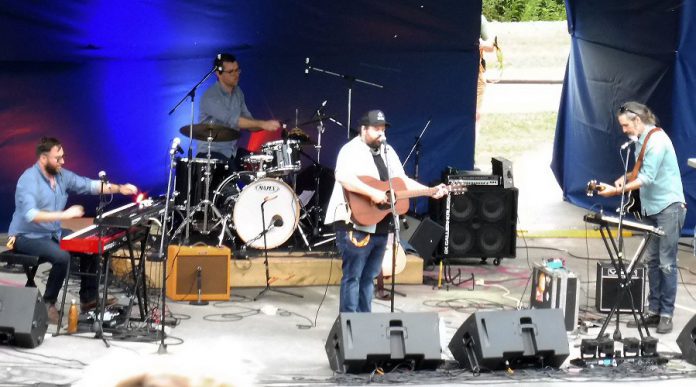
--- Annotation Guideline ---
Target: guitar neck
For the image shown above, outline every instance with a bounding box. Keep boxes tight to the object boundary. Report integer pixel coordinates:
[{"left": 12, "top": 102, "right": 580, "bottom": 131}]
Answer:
[{"left": 395, "top": 187, "right": 437, "bottom": 200}]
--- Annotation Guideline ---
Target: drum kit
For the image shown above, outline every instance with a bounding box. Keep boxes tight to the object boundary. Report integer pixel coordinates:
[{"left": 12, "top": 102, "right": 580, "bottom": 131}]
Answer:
[{"left": 169, "top": 120, "right": 328, "bottom": 252}]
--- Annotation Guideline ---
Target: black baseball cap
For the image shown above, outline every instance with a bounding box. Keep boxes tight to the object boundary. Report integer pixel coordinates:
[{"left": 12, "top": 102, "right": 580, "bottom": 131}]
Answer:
[{"left": 360, "top": 110, "right": 390, "bottom": 127}]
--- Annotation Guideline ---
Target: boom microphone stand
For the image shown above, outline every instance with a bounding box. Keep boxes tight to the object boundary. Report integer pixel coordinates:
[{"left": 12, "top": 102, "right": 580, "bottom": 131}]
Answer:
[
  {"left": 305, "top": 58, "right": 383, "bottom": 139},
  {"left": 402, "top": 118, "right": 432, "bottom": 211},
  {"left": 254, "top": 197, "right": 303, "bottom": 301},
  {"left": 168, "top": 57, "right": 219, "bottom": 241}
]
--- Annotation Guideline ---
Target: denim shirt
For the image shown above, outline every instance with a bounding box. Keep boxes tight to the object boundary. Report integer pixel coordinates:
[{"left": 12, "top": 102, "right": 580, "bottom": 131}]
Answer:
[
  {"left": 635, "top": 125, "right": 685, "bottom": 216},
  {"left": 194, "top": 81, "right": 253, "bottom": 158},
  {"left": 8, "top": 163, "right": 99, "bottom": 239}
]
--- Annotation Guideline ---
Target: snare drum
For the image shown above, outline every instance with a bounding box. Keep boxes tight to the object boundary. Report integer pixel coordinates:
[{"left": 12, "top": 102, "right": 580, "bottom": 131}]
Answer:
[
  {"left": 174, "top": 158, "right": 229, "bottom": 207},
  {"left": 233, "top": 178, "right": 300, "bottom": 249},
  {"left": 261, "top": 139, "right": 301, "bottom": 176}
]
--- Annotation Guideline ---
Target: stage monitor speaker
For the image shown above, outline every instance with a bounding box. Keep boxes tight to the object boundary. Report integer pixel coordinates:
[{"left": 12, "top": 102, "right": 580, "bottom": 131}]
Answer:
[
  {"left": 677, "top": 314, "right": 696, "bottom": 365},
  {"left": 166, "top": 245, "right": 231, "bottom": 301},
  {"left": 325, "top": 312, "right": 442, "bottom": 373},
  {"left": 492, "top": 157, "right": 514, "bottom": 189},
  {"left": 0, "top": 286, "right": 48, "bottom": 348},
  {"left": 448, "top": 309, "right": 569, "bottom": 372},
  {"left": 400, "top": 215, "right": 445, "bottom": 264},
  {"left": 439, "top": 186, "right": 518, "bottom": 259}
]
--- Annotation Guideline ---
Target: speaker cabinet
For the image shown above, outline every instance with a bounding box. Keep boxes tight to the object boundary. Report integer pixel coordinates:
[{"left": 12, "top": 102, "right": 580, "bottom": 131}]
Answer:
[
  {"left": 448, "top": 309, "right": 569, "bottom": 372},
  {"left": 325, "top": 312, "right": 442, "bottom": 373},
  {"left": 166, "top": 245, "right": 231, "bottom": 301},
  {"left": 0, "top": 286, "right": 48, "bottom": 348},
  {"left": 400, "top": 215, "right": 445, "bottom": 264},
  {"left": 677, "top": 314, "right": 696, "bottom": 365},
  {"left": 435, "top": 186, "right": 517, "bottom": 259}
]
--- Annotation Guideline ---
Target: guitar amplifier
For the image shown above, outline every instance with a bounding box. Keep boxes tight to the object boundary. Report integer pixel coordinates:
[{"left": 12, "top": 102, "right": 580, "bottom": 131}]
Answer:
[
  {"left": 595, "top": 261, "right": 645, "bottom": 313},
  {"left": 166, "top": 245, "right": 231, "bottom": 301}
]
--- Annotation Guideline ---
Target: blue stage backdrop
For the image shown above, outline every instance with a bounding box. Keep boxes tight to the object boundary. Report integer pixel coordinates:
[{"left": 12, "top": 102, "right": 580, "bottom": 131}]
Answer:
[
  {"left": 553, "top": 0, "right": 696, "bottom": 234},
  {"left": 0, "top": 1, "right": 481, "bottom": 230}
]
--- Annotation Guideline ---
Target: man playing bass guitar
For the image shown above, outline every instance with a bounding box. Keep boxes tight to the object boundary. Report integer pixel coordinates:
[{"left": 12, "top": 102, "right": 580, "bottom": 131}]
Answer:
[{"left": 325, "top": 109, "right": 448, "bottom": 313}]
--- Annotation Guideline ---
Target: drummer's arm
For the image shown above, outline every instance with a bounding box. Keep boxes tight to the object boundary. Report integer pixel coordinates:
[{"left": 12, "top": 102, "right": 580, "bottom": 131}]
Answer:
[{"left": 238, "top": 117, "right": 280, "bottom": 132}]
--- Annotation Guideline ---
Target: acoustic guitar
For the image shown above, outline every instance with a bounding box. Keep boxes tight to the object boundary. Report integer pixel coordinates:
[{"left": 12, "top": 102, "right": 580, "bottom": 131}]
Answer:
[
  {"left": 586, "top": 179, "right": 642, "bottom": 217},
  {"left": 345, "top": 176, "right": 467, "bottom": 226}
]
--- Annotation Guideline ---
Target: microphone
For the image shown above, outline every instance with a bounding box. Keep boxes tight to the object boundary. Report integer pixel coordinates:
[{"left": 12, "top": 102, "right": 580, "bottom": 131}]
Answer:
[
  {"left": 620, "top": 139, "right": 636, "bottom": 150},
  {"left": 378, "top": 133, "right": 387, "bottom": 144},
  {"left": 215, "top": 53, "right": 223, "bottom": 72},
  {"left": 98, "top": 170, "right": 111, "bottom": 190},
  {"left": 316, "top": 100, "right": 327, "bottom": 116},
  {"left": 271, "top": 215, "right": 284, "bottom": 227},
  {"left": 98, "top": 170, "right": 109, "bottom": 184},
  {"left": 169, "top": 137, "right": 184, "bottom": 155}
]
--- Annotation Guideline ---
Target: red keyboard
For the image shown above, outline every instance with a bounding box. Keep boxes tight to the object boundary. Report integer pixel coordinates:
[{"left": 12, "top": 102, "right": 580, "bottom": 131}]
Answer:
[{"left": 60, "top": 224, "right": 130, "bottom": 254}]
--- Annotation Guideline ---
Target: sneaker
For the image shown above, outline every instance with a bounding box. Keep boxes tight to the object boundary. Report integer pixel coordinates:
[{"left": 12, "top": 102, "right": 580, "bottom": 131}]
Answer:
[
  {"left": 627, "top": 313, "right": 660, "bottom": 328},
  {"left": 46, "top": 303, "right": 60, "bottom": 325},
  {"left": 80, "top": 296, "right": 118, "bottom": 313},
  {"left": 656, "top": 316, "right": 673, "bottom": 334}
]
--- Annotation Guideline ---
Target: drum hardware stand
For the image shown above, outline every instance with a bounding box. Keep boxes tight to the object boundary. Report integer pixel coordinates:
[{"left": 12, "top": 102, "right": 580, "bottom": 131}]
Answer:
[
  {"left": 305, "top": 58, "right": 383, "bottom": 139},
  {"left": 171, "top": 136, "right": 231, "bottom": 242},
  {"left": 254, "top": 197, "right": 303, "bottom": 301}
]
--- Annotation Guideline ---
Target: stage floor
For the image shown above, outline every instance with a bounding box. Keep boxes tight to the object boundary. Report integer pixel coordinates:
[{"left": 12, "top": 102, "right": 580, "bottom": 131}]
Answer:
[{"left": 2, "top": 228, "right": 696, "bottom": 386}]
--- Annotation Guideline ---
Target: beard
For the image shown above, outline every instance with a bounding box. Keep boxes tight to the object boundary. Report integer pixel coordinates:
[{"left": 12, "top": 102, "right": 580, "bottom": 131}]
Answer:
[{"left": 45, "top": 163, "right": 60, "bottom": 176}]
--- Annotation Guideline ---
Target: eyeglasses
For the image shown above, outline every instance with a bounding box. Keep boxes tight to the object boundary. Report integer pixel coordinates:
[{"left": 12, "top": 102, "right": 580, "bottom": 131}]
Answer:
[
  {"left": 42, "top": 153, "right": 64, "bottom": 162},
  {"left": 221, "top": 68, "right": 241, "bottom": 75},
  {"left": 619, "top": 105, "right": 639, "bottom": 116}
]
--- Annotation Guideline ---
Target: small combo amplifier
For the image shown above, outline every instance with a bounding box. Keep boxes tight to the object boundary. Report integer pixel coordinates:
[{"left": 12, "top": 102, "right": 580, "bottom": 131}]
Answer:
[
  {"left": 595, "top": 261, "right": 645, "bottom": 313},
  {"left": 529, "top": 263, "right": 579, "bottom": 331},
  {"left": 166, "top": 245, "right": 231, "bottom": 301}
]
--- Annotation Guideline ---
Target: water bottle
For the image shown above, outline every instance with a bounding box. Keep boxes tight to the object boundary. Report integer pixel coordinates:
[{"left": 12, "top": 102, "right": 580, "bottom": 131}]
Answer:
[{"left": 68, "top": 299, "right": 78, "bottom": 333}]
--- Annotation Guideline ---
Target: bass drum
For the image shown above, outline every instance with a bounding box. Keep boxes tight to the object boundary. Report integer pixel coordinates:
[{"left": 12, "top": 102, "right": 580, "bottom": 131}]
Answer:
[
  {"left": 233, "top": 178, "right": 300, "bottom": 249},
  {"left": 212, "top": 171, "right": 257, "bottom": 216}
]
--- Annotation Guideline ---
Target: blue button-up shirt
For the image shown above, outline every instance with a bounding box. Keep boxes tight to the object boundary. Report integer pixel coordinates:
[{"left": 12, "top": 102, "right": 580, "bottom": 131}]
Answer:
[
  {"left": 635, "top": 125, "right": 685, "bottom": 216},
  {"left": 194, "top": 82, "right": 252, "bottom": 159},
  {"left": 8, "top": 163, "right": 99, "bottom": 239}
]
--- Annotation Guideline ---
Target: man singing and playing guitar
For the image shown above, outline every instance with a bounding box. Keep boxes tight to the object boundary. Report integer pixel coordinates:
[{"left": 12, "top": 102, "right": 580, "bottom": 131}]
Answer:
[
  {"left": 597, "top": 102, "right": 686, "bottom": 334},
  {"left": 324, "top": 110, "right": 448, "bottom": 313}
]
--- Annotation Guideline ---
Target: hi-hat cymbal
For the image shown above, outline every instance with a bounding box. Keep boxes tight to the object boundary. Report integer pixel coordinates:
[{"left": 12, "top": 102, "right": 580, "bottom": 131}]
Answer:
[
  {"left": 287, "top": 127, "right": 314, "bottom": 145},
  {"left": 179, "top": 123, "right": 240, "bottom": 142}
]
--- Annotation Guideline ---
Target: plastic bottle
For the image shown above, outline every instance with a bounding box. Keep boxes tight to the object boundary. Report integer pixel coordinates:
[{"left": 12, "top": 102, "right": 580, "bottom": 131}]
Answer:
[{"left": 68, "top": 299, "right": 78, "bottom": 333}]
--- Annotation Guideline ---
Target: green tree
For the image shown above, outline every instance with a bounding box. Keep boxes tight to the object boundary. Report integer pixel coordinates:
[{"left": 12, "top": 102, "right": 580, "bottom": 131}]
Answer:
[{"left": 483, "top": 0, "right": 567, "bottom": 21}]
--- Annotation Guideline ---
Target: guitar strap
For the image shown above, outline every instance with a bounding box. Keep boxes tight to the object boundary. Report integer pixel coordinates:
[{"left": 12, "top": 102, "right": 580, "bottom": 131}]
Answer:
[{"left": 628, "top": 127, "right": 662, "bottom": 182}]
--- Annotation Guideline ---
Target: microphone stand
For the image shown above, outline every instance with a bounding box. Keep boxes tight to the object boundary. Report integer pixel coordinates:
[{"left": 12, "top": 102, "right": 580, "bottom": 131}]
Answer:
[
  {"left": 254, "top": 199, "right": 303, "bottom": 301},
  {"left": 168, "top": 65, "right": 218, "bottom": 241},
  {"left": 156, "top": 145, "right": 178, "bottom": 355},
  {"left": 382, "top": 141, "right": 402, "bottom": 313},
  {"left": 610, "top": 143, "right": 634, "bottom": 341},
  {"left": 93, "top": 180, "right": 110, "bottom": 347},
  {"left": 402, "top": 118, "right": 432, "bottom": 211},
  {"left": 305, "top": 59, "right": 383, "bottom": 139}
]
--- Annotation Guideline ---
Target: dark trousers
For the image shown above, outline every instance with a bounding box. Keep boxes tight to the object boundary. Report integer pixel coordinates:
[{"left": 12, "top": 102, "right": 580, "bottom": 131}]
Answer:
[{"left": 15, "top": 229, "right": 99, "bottom": 305}]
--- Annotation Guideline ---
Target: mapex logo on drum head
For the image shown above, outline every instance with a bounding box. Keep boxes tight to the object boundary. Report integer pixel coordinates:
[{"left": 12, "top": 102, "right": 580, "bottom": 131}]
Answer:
[{"left": 255, "top": 184, "right": 280, "bottom": 193}]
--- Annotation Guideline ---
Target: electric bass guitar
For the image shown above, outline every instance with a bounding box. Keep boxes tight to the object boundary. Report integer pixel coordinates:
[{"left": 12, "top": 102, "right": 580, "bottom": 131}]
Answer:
[
  {"left": 345, "top": 176, "right": 467, "bottom": 226},
  {"left": 586, "top": 179, "right": 642, "bottom": 217}
]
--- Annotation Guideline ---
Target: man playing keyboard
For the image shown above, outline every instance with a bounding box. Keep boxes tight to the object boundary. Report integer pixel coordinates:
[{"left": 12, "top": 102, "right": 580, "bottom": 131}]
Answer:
[{"left": 7, "top": 137, "right": 138, "bottom": 325}]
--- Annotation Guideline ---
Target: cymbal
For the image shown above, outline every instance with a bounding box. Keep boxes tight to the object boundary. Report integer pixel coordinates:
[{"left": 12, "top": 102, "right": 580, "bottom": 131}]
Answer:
[
  {"left": 179, "top": 123, "right": 240, "bottom": 142},
  {"left": 297, "top": 114, "right": 331, "bottom": 127},
  {"left": 287, "top": 127, "right": 314, "bottom": 145}
]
